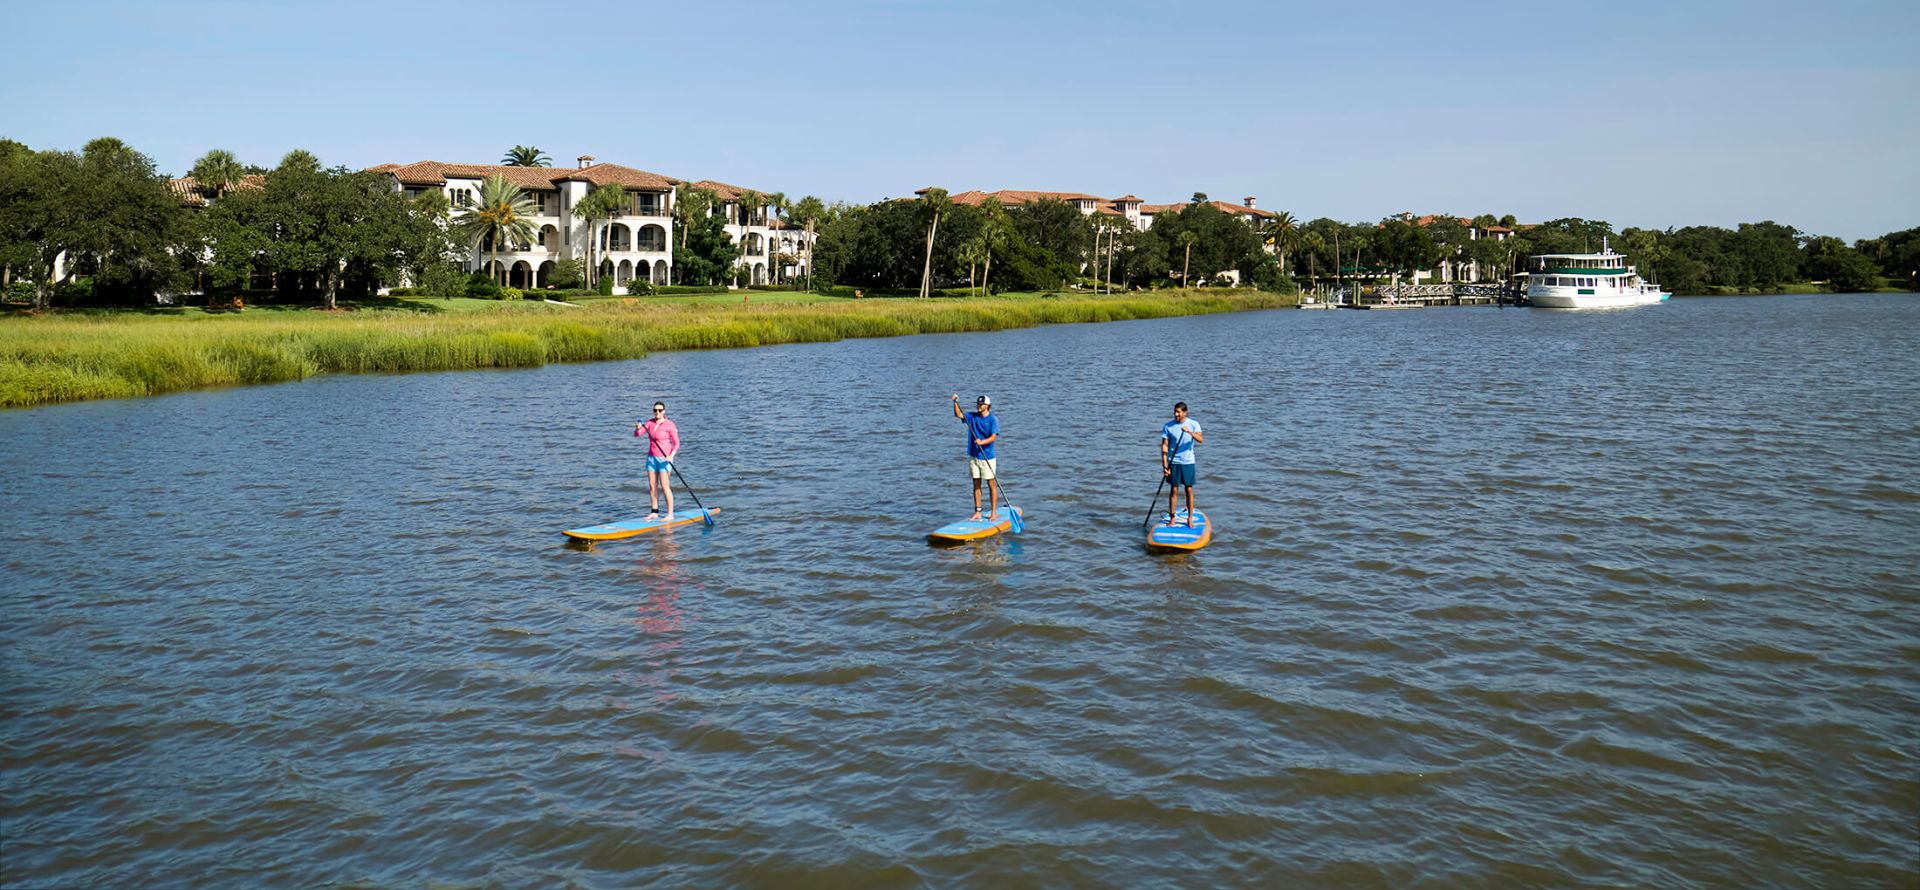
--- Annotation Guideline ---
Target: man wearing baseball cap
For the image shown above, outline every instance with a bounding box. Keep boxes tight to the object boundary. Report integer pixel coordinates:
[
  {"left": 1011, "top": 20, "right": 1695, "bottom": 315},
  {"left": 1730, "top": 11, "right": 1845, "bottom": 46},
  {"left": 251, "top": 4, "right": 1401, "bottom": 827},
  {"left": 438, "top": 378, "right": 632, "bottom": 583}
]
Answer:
[{"left": 950, "top": 393, "right": 1001, "bottom": 522}]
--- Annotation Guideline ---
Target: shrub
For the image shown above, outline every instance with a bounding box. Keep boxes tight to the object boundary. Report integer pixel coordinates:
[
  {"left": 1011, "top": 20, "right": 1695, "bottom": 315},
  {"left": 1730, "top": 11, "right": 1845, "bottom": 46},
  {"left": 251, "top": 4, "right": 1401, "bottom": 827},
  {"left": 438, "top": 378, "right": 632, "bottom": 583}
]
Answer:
[
  {"left": 386, "top": 287, "right": 418, "bottom": 297},
  {"left": 501, "top": 287, "right": 524, "bottom": 301},
  {"left": 419, "top": 263, "right": 467, "bottom": 298},
  {"left": 597, "top": 274, "right": 614, "bottom": 296},
  {"left": 625, "top": 280, "right": 655, "bottom": 296},
  {"left": 4, "top": 281, "right": 34, "bottom": 303},
  {"left": 465, "top": 272, "right": 503, "bottom": 298},
  {"left": 54, "top": 276, "right": 95, "bottom": 305},
  {"left": 548, "top": 258, "right": 584, "bottom": 290}
]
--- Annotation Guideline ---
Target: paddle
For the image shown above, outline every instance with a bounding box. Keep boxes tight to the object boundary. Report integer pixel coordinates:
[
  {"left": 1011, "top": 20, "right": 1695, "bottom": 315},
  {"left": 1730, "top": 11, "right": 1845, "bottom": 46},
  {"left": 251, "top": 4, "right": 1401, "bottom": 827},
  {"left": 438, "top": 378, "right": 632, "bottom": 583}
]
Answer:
[
  {"left": 1140, "top": 475, "right": 1167, "bottom": 530},
  {"left": 667, "top": 461, "right": 715, "bottom": 528}
]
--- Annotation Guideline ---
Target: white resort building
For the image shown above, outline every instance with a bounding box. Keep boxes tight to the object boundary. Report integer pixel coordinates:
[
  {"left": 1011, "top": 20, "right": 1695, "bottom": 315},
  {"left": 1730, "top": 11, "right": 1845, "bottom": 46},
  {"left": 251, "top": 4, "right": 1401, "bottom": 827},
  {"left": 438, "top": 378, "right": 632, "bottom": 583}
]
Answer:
[
  {"left": 358, "top": 156, "right": 813, "bottom": 291},
  {"left": 369, "top": 156, "right": 678, "bottom": 291},
  {"left": 688, "top": 180, "right": 809, "bottom": 285}
]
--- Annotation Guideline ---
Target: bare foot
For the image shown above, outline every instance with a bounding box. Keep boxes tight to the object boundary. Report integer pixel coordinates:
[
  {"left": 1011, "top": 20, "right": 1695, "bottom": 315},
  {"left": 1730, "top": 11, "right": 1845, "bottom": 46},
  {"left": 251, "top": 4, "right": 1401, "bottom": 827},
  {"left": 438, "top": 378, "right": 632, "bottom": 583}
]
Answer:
[{"left": 969, "top": 512, "right": 983, "bottom": 522}]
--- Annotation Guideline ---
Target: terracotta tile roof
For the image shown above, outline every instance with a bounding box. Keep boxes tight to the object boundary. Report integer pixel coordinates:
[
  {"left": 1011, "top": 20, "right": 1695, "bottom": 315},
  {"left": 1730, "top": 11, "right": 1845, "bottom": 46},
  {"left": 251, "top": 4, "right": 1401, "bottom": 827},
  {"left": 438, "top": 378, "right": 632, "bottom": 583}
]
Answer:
[
  {"left": 936, "top": 189, "right": 1149, "bottom": 220},
  {"left": 374, "top": 160, "right": 678, "bottom": 191},
  {"left": 1140, "top": 200, "right": 1275, "bottom": 219},
  {"left": 1413, "top": 214, "right": 1517, "bottom": 233},
  {"left": 689, "top": 179, "right": 767, "bottom": 201},
  {"left": 557, "top": 163, "right": 679, "bottom": 190},
  {"left": 168, "top": 174, "right": 265, "bottom": 207}
]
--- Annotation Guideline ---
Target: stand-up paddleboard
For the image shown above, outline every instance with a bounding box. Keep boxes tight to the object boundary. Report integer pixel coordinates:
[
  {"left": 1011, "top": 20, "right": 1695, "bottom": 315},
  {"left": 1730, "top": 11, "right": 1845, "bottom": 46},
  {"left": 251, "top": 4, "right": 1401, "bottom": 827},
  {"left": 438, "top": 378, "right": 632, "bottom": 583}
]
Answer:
[
  {"left": 927, "top": 505, "right": 1023, "bottom": 544},
  {"left": 564, "top": 508, "right": 720, "bottom": 542},
  {"left": 1146, "top": 509, "right": 1211, "bottom": 552}
]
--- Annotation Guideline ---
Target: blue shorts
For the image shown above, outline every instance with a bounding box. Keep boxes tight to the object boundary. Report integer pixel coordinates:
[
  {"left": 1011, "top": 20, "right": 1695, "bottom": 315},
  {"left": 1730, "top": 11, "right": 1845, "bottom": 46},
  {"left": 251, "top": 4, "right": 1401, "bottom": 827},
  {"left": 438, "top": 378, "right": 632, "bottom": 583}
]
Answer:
[
  {"left": 1168, "top": 463, "right": 1195, "bottom": 486},
  {"left": 647, "top": 456, "right": 673, "bottom": 473}
]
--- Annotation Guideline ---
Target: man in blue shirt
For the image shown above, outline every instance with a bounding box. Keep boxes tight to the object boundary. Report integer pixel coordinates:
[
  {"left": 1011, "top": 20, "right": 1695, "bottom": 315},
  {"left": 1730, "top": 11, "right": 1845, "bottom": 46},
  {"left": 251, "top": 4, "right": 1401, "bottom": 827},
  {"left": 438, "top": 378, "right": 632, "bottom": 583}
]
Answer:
[
  {"left": 1161, "top": 401, "right": 1204, "bottom": 526},
  {"left": 951, "top": 394, "right": 1000, "bottom": 522}
]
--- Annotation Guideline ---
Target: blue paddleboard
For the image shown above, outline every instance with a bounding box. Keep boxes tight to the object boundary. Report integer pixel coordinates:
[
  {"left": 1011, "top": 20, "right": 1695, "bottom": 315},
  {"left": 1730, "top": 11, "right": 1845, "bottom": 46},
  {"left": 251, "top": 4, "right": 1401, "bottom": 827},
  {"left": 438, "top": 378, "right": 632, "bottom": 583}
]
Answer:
[
  {"left": 927, "top": 505, "right": 1023, "bottom": 543},
  {"left": 564, "top": 508, "right": 720, "bottom": 541},
  {"left": 1145, "top": 509, "right": 1211, "bottom": 552}
]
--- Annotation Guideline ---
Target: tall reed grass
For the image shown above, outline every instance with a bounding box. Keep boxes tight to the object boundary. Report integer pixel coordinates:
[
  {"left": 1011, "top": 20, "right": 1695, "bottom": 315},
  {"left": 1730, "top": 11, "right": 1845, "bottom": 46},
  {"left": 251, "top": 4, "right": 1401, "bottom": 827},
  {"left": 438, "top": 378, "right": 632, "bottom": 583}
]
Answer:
[{"left": 0, "top": 291, "right": 1291, "bottom": 409}]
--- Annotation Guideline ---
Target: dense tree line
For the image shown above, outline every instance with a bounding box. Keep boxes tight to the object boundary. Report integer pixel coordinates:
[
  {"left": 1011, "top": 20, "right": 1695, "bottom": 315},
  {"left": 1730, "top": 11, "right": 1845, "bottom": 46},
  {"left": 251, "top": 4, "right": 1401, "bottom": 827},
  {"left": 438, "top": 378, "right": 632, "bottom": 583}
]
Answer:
[
  {"left": 1282, "top": 213, "right": 1911, "bottom": 295},
  {"left": 811, "top": 192, "right": 1284, "bottom": 294},
  {"left": 1, "top": 138, "right": 459, "bottom": 309}
]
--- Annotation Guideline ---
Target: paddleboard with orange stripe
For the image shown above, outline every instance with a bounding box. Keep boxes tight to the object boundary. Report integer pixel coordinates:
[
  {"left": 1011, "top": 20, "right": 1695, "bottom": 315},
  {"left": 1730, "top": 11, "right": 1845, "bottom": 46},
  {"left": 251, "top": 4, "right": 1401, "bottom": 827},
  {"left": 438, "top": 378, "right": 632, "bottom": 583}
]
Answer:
[
  {"left": 564, "top": 508, "right": 720, "bottom": 542},
  {"left": 1145, "top": 509, "right": 1211, "bottom": 552},
  {"left": 927, "top": 505, "right": 1023, "bottom": 544}
]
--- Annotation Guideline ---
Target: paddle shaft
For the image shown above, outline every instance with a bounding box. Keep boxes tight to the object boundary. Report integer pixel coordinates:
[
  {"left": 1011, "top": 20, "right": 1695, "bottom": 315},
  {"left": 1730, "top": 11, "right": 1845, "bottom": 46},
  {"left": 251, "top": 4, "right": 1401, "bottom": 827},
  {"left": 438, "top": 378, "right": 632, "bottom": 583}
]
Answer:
[
  {"left": 1141, "top": 476, "right": 1167, "bottom": 529},
  {"left": 667, "top": 461, "right": 713, "bottom": 526}
]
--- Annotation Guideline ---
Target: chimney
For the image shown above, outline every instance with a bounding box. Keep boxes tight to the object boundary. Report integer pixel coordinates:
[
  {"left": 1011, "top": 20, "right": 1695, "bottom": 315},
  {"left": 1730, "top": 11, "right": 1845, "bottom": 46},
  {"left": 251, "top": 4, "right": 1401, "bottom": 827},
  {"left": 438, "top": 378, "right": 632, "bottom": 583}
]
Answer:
[
  {"left": 1244, "top": 196, "right": 1256, "bottom": 209},
  {"left": 577, "top": 155, "right": 595, "bottom": 168}
]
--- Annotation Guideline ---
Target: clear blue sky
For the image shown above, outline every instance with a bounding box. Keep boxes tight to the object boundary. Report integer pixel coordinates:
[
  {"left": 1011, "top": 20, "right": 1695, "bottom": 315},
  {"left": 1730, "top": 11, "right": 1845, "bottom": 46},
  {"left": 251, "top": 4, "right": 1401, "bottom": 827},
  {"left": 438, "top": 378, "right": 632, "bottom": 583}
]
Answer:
[{"left": 3, "top": 0, "right": 1914, "bottom": 240}]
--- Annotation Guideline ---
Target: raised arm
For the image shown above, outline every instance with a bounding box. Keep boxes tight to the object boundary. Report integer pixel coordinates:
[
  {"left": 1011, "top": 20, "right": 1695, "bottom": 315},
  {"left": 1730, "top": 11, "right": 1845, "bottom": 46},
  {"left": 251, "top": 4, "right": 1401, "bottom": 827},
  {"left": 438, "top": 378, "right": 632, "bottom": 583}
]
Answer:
[{"left": 951, "top": 394, "right": 963, "bottom": 420}]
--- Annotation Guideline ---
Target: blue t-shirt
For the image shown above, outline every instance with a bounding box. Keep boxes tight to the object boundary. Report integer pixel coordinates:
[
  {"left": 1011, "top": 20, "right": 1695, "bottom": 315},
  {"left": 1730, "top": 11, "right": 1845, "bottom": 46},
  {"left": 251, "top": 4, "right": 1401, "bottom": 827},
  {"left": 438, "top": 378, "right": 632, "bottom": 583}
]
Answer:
[
  {"left": 964, "top": 411, "right": 999, "bottom": 459},
  {"left": 1163, "top": 418, "right": 1201, "bottom": 465}
]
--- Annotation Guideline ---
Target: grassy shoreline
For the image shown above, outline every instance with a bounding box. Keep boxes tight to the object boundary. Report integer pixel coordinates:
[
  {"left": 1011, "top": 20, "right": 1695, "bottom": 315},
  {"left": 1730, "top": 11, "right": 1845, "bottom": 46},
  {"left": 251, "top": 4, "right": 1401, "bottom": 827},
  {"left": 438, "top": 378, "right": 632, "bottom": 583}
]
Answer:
[{"left": 0, "top": 290, "right": 1293, "bottom": 409}]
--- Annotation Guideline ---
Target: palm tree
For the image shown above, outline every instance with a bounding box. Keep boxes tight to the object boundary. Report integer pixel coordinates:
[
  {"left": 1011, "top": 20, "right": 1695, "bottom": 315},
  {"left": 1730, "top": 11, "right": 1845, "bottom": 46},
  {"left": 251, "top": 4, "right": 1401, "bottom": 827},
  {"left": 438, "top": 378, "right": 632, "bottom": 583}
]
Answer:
[
  {"left": 1263, "top": 211, "right": 1298, "bottom": 276},
  {"left": 918, "top": 188, "right": 949, "bottom": 298},
  {"left": 957, "top": 237, "right": 987, "bottom": 296},
  {"left": 501, "top": 145, "right": 551, "bottom": 167},
  {"left": 571, "top": 185, "right": 625, "bottom": 289},
  {"left": 188, "top": 149, "right": 243, "bottom": 201},
  {"left": 671, "top": 185, "right": 716, "bottom": 286},
  {"left": 736, "top": 190, "right": 764, "bottom": 285},
  {"left": 411, "top": 187, "right": 450, "bottom": 220},
  {"left": 455, "top": 174, "right": 538, "bottom": 285},
  {"left": 766, "top": 191, "right": 789, "bottom": 283},
  {"left": 278, "top": 149, "right": 321, "bottom": 174},
  {"left": 1178, "top": 230, "right": 1199, "bottom": 287},
  {"left": 978, "top": 199, "right": 1009, "bottom": 296},
  {"left": 1300, "top": 230, "right": 1325, "bottom": 292},
  {"left": 788, "top": 195, "right": 826, "bottom": 292}
]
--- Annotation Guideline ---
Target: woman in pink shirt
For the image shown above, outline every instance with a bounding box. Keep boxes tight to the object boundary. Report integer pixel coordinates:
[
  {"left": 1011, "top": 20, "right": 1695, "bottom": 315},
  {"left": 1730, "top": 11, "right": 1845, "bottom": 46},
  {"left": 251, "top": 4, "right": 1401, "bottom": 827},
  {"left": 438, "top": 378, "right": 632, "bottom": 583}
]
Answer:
[{"left": 634, "top": 401, "right": 681, "bottom": 519}]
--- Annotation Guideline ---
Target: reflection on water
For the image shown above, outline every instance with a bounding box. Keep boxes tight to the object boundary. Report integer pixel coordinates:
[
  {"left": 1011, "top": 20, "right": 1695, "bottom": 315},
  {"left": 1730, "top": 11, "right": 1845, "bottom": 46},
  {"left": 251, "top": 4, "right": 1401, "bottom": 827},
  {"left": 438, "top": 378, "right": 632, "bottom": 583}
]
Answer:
[{"left": 2, "top": 294, "right": 1917, "bottom": 887}]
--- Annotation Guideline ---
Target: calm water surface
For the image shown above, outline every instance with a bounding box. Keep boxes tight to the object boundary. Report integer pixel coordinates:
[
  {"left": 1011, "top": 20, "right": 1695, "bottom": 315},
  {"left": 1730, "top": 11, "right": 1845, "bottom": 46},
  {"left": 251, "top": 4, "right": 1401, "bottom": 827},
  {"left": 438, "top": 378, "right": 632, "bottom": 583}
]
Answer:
[{"left": 3, "top": 294, "right": 1917, "bottom": 887}]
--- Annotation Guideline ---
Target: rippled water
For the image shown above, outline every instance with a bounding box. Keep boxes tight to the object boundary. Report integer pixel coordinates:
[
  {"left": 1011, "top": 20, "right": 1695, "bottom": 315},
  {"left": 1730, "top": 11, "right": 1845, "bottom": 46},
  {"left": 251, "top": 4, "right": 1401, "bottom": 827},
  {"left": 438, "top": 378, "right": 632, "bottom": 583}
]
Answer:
[{"left": 3, "top": 294, "right": 1917, "bottom": 887}]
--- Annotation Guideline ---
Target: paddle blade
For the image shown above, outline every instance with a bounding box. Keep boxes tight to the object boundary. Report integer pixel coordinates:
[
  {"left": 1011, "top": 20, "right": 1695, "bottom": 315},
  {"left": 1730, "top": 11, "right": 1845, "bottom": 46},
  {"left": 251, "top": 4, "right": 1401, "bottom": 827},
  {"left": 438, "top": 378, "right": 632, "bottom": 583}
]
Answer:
[
  {"left": 702, "top": 509, "right": 715, "bottom": 528},
  {"left": 1008, "top": 505, "right": 1024, "bottom": 534}
]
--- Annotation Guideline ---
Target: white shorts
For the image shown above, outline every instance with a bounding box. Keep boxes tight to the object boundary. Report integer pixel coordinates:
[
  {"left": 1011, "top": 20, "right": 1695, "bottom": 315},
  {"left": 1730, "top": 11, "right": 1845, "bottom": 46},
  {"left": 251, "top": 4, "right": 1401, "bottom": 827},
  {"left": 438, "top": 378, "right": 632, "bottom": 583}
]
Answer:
[{"left": 968, "top": 458, "right": 997, "bottom": 480}]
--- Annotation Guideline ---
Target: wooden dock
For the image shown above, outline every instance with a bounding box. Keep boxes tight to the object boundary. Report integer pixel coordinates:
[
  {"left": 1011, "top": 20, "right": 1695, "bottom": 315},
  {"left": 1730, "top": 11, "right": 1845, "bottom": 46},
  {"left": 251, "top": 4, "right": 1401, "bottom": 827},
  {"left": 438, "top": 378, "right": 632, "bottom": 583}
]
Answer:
[{"left": 1359, "top": 282, "right": 1527, "bottom": 308}]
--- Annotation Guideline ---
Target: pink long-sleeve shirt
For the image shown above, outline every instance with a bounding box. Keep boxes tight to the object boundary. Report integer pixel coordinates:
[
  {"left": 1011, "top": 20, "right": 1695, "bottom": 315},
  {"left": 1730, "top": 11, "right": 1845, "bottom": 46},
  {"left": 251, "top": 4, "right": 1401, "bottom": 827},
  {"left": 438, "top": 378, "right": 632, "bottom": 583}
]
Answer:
[{"left": 638, "top": 418, "right": 680, "bottom": 458}]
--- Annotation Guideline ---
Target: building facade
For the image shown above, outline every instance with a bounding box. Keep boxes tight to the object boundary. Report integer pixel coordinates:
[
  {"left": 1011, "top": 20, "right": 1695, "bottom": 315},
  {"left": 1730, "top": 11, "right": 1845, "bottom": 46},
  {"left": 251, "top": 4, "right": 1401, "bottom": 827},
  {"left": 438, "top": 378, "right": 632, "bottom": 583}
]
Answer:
[{"left": 369, "top": 156, "right": 679, "bottom": 291}]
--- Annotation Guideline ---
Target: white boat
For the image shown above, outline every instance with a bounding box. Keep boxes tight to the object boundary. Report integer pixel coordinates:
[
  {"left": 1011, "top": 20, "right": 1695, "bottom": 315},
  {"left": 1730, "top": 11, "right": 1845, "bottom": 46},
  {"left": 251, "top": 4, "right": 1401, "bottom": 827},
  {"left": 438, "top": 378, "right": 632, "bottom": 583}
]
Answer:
[{"left": 1525, "top": 240, "right": 1670, "bottom": 309}]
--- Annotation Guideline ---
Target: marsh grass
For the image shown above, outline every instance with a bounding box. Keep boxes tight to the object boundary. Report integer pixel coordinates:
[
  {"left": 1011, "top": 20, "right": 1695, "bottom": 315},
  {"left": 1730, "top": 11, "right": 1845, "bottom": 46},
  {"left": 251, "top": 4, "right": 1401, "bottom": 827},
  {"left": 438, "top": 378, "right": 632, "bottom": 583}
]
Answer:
[{"left": 0, "top": 290, "right": 1291, "bottom": 408}]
